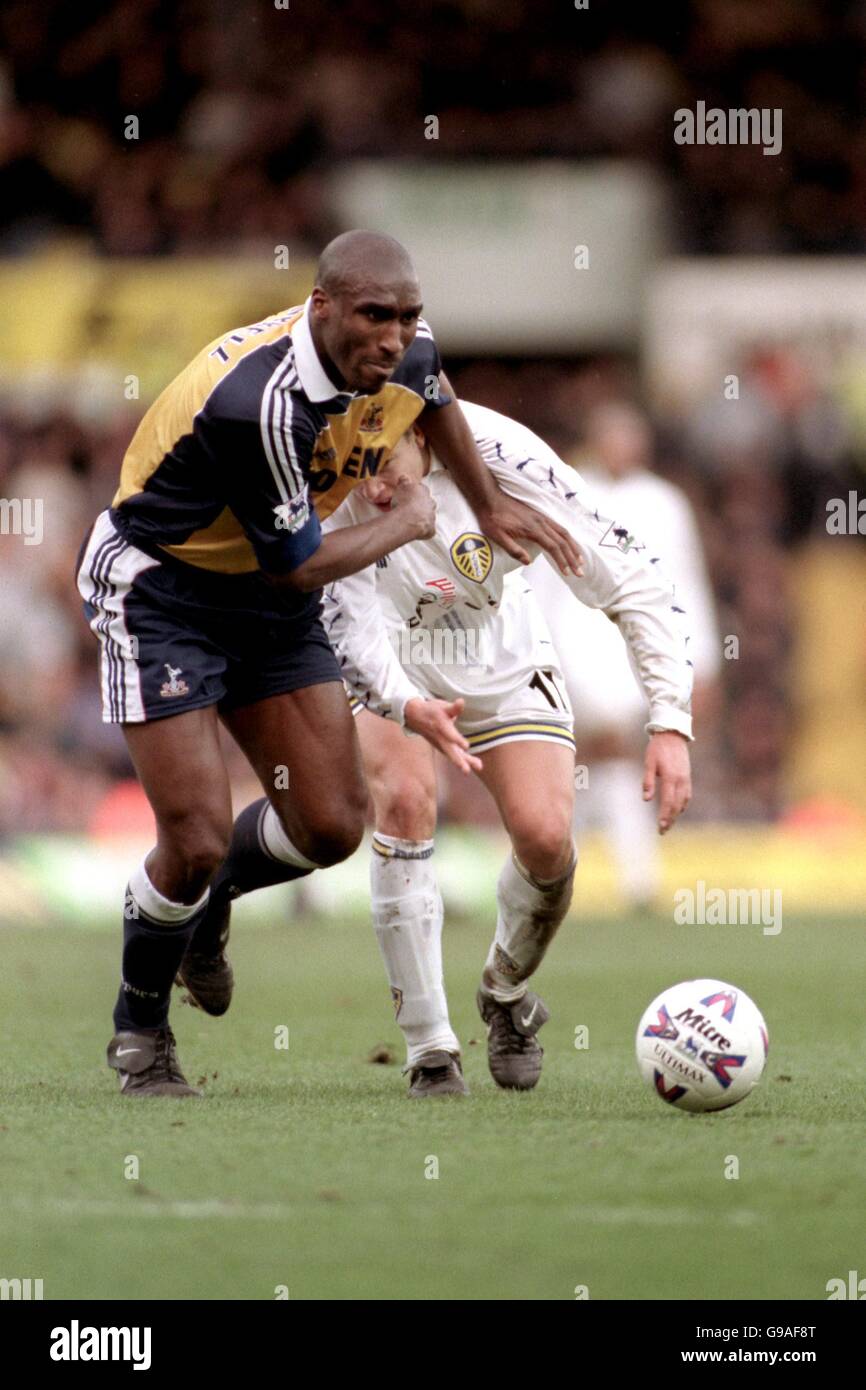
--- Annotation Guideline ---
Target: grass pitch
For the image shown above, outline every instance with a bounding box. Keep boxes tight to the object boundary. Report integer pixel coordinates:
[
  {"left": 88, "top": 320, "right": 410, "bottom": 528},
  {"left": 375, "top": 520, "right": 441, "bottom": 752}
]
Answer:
[{"left": 1, "top": 897, "right": 864, "bottom": 1301}]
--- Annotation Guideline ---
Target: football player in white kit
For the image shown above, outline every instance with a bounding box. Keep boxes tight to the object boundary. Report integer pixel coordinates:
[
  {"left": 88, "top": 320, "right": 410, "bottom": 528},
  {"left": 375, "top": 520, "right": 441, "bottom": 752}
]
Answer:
[
  {"left": 321, "top": 400, "right": 694, "bottom": 1097},
  {"left": 527, "top": 402, "right": 720, "bottom": 908}
]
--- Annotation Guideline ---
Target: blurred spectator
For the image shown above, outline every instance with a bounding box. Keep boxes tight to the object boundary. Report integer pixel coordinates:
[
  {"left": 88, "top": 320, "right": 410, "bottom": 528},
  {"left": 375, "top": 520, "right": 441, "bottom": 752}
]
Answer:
[
  {"left": 1, "top": 2, "right": 865, "bottom": 257},
  {"left": 1, "top": 1, "right": 864, "bottom": 830},
  {"left": 528, "top": 399, "right": 722, "bottom": 905}
]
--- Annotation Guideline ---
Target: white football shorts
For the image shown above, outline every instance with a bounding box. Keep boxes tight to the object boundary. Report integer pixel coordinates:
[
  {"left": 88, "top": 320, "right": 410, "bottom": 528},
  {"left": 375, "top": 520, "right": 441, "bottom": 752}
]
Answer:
[{"left": 348, "top": 577, "right": 575, "bottom": 756}]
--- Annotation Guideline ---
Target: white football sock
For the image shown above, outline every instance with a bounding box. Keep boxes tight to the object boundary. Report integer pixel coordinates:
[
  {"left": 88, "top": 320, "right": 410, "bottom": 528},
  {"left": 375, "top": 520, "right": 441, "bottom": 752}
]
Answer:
[
  {"left": 260, "top": 802, "right": 321, "bottom": 870},
  {"left": 482, "top": 851, "right": 576, "bottom": 1003},
  {"left": 128, "top": 859, "right": 209, "bottom": 923},
  {"left": 370, "top": 832, "right": 460, "bottom": 1067}
]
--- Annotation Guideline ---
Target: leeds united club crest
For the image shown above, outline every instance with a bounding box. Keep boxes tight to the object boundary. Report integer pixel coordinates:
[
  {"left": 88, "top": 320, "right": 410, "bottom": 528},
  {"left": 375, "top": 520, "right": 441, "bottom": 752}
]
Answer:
[{"left": 450, "top": 532, "right": 493, "bottom": 584}]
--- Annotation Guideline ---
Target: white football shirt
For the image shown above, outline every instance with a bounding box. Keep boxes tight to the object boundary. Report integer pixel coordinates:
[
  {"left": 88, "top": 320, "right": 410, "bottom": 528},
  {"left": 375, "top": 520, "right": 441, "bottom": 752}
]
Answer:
[{"left": 322, "top": 401, "right": 695, "bottom": 739}]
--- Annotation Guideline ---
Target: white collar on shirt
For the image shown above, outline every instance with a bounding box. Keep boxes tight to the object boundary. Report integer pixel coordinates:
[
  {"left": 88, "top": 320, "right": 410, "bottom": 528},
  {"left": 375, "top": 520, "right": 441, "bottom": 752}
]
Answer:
[{"left": 291, "top": 297, "right": 353, "bottom": 403}]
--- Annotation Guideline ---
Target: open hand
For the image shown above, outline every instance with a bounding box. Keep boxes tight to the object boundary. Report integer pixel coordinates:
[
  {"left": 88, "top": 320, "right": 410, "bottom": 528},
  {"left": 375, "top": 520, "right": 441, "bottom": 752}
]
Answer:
[
  {"left": 478, "top": 491, "right": 584, "bottom": 576},
  {"left": 404, "top": 696, "right": 483, "bottom": 775},
  {"left": 642, "top": 730, "right": 692, "bottom": 834}
]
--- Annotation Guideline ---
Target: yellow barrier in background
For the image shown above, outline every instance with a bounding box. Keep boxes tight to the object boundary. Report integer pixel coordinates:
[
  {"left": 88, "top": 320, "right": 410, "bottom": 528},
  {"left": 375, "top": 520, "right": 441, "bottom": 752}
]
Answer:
[
  {"left": 0, "top": 247, "right": 317, "bottom": 402},
  {"left": 788, "top": 544, "right": 866, "bottom": 811},
  {"left": 2, "top": 826, "right": 863, "bottom": 925}
]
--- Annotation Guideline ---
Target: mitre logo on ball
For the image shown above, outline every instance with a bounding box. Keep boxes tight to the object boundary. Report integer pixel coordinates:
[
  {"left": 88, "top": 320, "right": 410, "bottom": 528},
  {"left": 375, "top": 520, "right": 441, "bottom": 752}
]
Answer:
[{"left": 636, "top": 979, "right": 768, "bottom": 1113}]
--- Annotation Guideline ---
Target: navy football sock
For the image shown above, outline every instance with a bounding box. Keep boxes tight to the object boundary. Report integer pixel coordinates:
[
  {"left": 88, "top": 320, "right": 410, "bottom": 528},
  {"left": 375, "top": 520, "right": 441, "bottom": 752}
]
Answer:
[
  {"left": 192, "top": 798, "right": 314, "bottom": 951},
  {"left": 113, "top": 888, "right": 209, "bottom": 1033},
  {"left": 210, "top": 797, "right": 314, "bottom": 899}
]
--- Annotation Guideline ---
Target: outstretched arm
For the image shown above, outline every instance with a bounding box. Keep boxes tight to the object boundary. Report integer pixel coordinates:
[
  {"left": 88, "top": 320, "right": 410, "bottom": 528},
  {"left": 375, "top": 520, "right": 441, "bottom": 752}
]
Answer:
[
  {"left": 475, "top": 435, "right": 695, "bottom": 830},
  {"left": 421, "top": 376, "right": 584, "bottom": 576}
]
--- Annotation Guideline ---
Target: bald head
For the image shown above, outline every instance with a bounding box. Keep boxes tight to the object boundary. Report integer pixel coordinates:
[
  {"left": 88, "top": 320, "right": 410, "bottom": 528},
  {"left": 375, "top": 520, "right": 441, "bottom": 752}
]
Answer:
[
  {"left": 309, "top": 230, "right": 424, "bottom": 394},
  {"left": 316, "top": 230, "right": 417, "bottom": 298}
]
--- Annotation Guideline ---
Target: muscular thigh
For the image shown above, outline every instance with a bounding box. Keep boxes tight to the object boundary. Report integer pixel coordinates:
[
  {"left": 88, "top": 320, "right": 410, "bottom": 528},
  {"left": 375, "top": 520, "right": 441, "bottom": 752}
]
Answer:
[
  {"left": 123, "top": 705, "right": 232, "bottom": 832},
  {"left": 122, "top": 705, "right": 234, "bottom": 897},
  {"left": 476, "top": 740, "right": 575, "bottom": 872},
  {"left": 355, "top": 709, "right": 438, "bottom": 840},
  {"left": 220, "top": 682, "right": 368, "bottom": 845}
]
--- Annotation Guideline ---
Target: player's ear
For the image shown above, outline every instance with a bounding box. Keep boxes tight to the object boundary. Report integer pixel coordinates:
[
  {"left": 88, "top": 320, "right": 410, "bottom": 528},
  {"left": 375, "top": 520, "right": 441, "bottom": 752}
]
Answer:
[{"left": 412, "top": 423, "right": 426, "bottom": 450}]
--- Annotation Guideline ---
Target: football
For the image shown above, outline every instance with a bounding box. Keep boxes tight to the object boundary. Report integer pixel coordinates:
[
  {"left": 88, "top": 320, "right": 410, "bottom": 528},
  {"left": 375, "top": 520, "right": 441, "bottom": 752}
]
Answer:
[{"left": 636, "top": 978, "right": 769, "bottom": 1113}]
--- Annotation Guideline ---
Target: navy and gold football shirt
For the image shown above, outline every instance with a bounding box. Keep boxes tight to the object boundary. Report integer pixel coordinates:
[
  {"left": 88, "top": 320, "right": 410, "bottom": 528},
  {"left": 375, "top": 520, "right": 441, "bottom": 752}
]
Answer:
[{"left": 110, "top": 300, "right": 448, "bottom": 576}]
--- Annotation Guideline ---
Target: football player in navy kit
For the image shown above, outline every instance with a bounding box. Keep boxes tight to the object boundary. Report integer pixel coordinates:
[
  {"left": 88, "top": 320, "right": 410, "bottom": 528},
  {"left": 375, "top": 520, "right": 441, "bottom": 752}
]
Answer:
[{"left": 76, "top": 230, "right": 583, "bottom": 1097}]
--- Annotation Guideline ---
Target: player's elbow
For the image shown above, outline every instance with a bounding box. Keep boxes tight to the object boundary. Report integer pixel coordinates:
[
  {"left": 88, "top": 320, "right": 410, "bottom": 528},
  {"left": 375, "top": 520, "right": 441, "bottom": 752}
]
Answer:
[{"left": 274, "top": 559, "right": 317, "bottom": 593}]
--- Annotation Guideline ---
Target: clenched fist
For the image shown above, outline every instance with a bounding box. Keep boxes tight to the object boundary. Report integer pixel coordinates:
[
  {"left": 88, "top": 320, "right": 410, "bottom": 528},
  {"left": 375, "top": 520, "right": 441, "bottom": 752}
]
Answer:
[{"left": 391, "top": 476, "right": 437, "bottom": 540}]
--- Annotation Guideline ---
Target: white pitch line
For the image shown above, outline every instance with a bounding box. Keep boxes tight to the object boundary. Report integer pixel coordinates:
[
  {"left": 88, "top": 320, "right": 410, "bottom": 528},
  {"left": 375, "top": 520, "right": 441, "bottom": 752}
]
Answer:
[
  {"left": 564, "top": 1206, "right": 762, "bottom": 1227},
  {"left": 5, "top": 1197, "right": 762, "bottom": 1227},
  {"left": 6, "top": 1197, "right": 292, "bottom": 1221}
]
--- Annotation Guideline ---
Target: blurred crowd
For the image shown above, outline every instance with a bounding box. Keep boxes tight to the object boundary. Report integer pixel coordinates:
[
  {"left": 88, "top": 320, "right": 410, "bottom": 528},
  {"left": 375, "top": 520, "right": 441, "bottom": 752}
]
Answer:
[
  {"left": 1, "top": 346, "right": 861, "bottom": 834},
  {"left": 2, "top": 0, "right": 865, "bottom": 836},
  {"left": 2, "top": 0, "right": 866, "bottom": 258}
]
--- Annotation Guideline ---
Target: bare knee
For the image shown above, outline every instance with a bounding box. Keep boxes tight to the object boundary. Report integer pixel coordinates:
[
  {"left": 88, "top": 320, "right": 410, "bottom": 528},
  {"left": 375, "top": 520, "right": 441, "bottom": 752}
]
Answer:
[
  {"left": 371, "top": 771, "right": 437, "bottom": 841},
  {"left": 154, "top": 807, "right": 232, "bottom": 899},
  {"left": 307, "top": 816, "right": 365, "bottom": 867},
  {"left": 279, "top": 786, "right": 368, "bottom": 868},
  {"left": 509, "top": 811, "right": 574, "bottom": 881}
]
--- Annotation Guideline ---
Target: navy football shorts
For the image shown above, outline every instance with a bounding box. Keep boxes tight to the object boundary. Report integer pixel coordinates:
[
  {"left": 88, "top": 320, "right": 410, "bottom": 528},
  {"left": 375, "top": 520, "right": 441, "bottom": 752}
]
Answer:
[{"left": 76, "top": 510, "right": 342, "bottom": 724}]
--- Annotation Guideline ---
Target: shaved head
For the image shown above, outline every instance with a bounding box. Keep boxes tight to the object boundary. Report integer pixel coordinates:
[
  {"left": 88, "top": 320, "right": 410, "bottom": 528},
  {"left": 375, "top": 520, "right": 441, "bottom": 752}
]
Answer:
[
  {"left": 309, "top": 230, "right": 424, "bottom": 394},
  {"left": 316, "top": 230, "right": 417, "bottom": 297}
]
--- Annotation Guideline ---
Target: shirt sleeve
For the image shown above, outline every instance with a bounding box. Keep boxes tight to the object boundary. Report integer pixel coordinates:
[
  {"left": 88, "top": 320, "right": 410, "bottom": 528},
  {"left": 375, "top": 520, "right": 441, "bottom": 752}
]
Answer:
[
  {"left": 479, "top": 440, "right": 695, "bottom": 740},
  {"left": 320, "top": 499, "right": 427, "bottom": 724},
  {"left": 389, "top": 319, "right": 452, "bottom": 411},
  {"left": 664, "top": 490, "right": 722, "bottom": 681},
  {"left": 216, "top": 393, "right": 322, "bottom": 575}
]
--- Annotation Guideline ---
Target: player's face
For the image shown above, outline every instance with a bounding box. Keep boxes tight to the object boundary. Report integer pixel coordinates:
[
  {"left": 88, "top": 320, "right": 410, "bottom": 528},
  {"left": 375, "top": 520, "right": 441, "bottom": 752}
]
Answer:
[
  {"left": 595, "top": 415, "right": 651, "bottom": 477},
  {"left": 312, "top": 277, "right": 423, "bottom": 392},
  {"left": 360, "top": 430, "right": 426, "bottom": 510}
]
